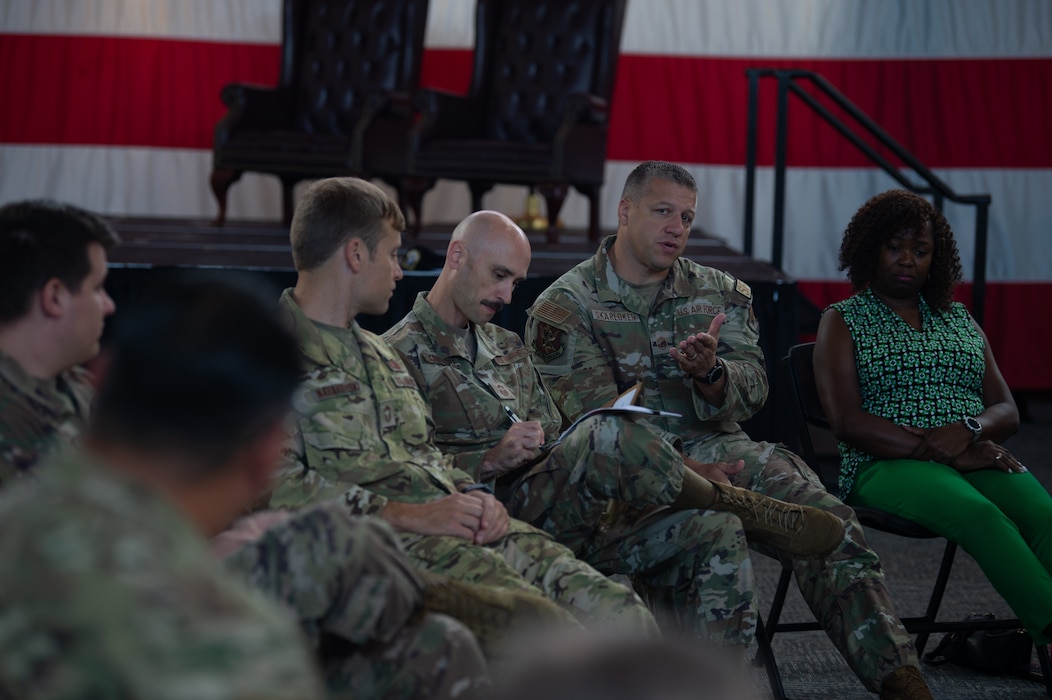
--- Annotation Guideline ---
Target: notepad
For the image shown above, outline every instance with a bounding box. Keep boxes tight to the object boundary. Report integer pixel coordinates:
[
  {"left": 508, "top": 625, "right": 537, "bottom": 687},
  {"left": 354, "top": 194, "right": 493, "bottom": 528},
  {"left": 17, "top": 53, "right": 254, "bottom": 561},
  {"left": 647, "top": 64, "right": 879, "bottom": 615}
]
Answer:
[{"left": 538, "top": 382, "right": 681, "bottom": 454}]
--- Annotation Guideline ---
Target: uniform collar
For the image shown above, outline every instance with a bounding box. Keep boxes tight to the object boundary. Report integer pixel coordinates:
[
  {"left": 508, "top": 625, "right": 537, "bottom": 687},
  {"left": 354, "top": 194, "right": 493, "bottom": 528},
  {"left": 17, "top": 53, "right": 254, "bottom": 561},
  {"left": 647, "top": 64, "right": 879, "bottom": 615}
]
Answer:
[
  {"left": 592, "top": 235, "right": 692, "bottom": 312},
  {"left": 412, "top": 292, "right": 501, "bottom": 367},
  {"left": 0, "top": 350, "right": 92, "bottom": 419},
  {"left": 279, "top": 288, "right": 360, "bottom": 368}
]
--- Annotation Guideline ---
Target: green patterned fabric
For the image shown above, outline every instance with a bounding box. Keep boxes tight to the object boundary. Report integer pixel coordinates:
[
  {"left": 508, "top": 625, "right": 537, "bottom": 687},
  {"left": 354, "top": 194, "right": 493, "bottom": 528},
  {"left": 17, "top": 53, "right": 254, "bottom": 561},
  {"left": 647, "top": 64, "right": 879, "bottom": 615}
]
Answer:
[{"left": 831, "top": 288, "right": 985, "bottom": 495}]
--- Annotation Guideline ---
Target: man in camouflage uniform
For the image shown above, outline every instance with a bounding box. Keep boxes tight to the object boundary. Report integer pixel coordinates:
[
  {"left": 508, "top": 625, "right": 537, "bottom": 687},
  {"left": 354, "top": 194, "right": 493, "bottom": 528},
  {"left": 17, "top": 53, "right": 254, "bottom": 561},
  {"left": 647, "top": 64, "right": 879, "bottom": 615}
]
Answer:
[
  {"left": 0, "top": 200, "right": 117, "bottom": 485},
  {"left": 271, "top": 177, "right": 656, "bottom": 636},
  {"left": 524, "top": 161, "right": 933, "bottom": 699},
  {"left": 384, "top": 210, "right": 844, "bottom": 650},
  {"left": 0, "top": 276, "right": 326, "bottom": 699}
]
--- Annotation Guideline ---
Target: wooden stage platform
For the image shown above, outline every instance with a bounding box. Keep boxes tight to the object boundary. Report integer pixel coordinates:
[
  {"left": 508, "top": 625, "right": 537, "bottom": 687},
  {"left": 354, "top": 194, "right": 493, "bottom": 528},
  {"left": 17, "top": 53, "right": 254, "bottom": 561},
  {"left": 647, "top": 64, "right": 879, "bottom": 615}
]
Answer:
[{"left": 103, "top": 217, "right": 801, "bottom": 443}]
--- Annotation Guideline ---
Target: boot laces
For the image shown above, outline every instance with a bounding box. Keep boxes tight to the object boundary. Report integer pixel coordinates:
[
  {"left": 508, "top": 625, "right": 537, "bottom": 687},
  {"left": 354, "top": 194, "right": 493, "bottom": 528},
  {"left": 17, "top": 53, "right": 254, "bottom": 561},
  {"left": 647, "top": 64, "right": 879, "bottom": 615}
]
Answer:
[{"left": 721, "top": 489, "right": 806, "bottom": 533}]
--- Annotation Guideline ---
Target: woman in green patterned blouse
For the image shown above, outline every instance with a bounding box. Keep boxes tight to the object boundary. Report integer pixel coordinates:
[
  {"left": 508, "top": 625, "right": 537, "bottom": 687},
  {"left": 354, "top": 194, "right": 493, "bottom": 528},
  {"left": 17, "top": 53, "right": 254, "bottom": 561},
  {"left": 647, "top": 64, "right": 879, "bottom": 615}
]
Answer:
[{"left": 814, "top": 189, "right": 1052, "bottom": 646}]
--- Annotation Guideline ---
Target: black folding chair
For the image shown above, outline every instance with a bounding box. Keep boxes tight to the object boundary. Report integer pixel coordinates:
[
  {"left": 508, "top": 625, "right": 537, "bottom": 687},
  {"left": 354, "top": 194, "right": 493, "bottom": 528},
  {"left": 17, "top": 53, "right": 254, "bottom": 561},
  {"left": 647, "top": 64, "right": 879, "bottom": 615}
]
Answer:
[{"left": 753, "top": 341, "right": 1051, "bottom": 698}]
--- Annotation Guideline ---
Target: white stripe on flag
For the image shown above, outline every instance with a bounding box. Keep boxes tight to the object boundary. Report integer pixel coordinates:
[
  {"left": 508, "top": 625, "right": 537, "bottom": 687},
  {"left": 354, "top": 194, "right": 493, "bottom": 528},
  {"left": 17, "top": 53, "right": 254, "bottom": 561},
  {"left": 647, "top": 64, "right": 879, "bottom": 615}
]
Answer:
[
  {"left": 4, "top": 145, "right": 1048, "bottom": 282},
  {"left": 4, "top": 0, "right": 1050, "bottom": 57}
]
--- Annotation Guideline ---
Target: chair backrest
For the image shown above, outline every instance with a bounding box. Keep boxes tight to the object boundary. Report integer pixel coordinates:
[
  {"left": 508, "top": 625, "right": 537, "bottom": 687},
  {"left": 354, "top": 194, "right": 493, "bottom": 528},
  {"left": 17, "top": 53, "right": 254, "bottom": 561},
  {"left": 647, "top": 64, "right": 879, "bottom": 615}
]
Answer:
[
  {"left": 283, "top": 0, "right": 430, "bottom": 135},
  {"left": 783, "top": 342, "right": 841, "bottom": 494},
  {"left": 471, "top": 0, "right": 628, "bottom": 143}
]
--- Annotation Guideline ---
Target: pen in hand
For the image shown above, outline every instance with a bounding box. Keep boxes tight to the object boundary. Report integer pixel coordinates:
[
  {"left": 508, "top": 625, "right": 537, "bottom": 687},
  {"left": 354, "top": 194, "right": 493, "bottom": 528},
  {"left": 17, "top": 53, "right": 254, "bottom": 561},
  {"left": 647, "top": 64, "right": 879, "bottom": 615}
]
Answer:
[{"left": 503, "top": 405, "right": 523, "bottom": 424}]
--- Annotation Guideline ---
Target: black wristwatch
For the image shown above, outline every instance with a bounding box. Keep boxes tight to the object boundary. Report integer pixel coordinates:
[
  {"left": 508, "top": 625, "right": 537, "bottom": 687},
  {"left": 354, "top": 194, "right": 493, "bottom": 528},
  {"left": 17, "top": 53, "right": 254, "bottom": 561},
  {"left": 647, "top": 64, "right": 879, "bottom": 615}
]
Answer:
[
  {"left": 698, "top": 360, "right": 724, "bottom": 385},
  {"left": 963, "top": 416, "right": 983, "bottom": 443}
]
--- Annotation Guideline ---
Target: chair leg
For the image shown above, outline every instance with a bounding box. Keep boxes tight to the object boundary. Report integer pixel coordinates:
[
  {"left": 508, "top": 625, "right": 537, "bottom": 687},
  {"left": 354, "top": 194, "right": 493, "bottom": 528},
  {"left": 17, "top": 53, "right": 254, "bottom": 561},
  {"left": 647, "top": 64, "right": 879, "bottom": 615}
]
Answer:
[
  {"left": 1037, "top": 642, "right": 1052, "bottom": 696},
  {"left": 468, "top": 181, "right": 493, "bottom": 213},
  {"left": 279, "top": 177, "right": 297, "bottom": 227},
  {"left": 581, "top": 185, "right": 601, "bottom": 241},
  {"left": 765, "top": 564, "right": 795, "bottom": 640},
  {"left": 401, "top": 177, "right": 433, "bottom": 239},
  {"left": 914, "top": 540, "right": 958, "bottom": 655},
  {"left": 536, "top": 182, "right": 568, "bottom": 244},
  {"left": 209, "top": 168, "right": 242, "bottom": 226},
  {"left": 754, "top": 616, "right": 789, "bottom": 700}
]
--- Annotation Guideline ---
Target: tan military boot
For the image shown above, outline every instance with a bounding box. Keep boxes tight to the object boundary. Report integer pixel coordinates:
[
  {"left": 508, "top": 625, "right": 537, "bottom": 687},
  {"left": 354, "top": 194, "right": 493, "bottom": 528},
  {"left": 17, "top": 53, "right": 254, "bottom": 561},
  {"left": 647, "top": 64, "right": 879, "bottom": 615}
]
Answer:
[
  {"left": 418, "top": 572, "right": 576, "bottom": 657},
  {"left": 708, "top": 481, "right": 845, "bottom": 558},
  {"left": 879, "top": 666, "right": 934, "bottom": 699}
]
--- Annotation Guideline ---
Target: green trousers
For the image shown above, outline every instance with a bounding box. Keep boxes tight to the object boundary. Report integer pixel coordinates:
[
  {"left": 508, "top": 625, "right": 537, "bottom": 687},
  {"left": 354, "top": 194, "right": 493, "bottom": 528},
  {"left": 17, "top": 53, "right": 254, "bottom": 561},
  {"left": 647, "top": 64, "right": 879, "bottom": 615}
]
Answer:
[{"left": 850, "top": 459, "right": 1052, "bottom": 643}]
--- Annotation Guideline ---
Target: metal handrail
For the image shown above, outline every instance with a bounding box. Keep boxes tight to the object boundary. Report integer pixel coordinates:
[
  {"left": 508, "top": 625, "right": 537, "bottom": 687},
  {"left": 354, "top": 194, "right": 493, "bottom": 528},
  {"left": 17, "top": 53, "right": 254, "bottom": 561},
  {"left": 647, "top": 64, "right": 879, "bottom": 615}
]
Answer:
[{"left": 743, "top": 68, "right": 990, "bottom": 325}]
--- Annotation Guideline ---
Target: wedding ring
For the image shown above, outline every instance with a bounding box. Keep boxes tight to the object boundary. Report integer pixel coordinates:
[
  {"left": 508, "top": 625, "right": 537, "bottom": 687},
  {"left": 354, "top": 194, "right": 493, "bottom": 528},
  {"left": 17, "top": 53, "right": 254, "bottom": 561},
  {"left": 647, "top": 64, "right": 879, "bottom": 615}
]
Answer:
[
  {"left": 686, "top": 352, "right": 698, "bottom": 360},
  {"left": 995, "top": 453, "right": 1004, "bottom": 460}
]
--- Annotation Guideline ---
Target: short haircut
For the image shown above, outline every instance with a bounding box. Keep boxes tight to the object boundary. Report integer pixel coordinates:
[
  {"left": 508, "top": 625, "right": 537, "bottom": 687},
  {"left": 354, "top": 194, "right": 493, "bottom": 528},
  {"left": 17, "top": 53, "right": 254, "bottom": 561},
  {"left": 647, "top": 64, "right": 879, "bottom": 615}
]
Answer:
[
  {"left": 90, "top": 274, "right": 302, "bottom": 476},
  {"left": 0, "top": 199, "right": 120, "bottom": 323},
  {"left": 621, "top": 161, "right": 698, "bottom": 203},
  {"left": 289, "top": 177, "right": 406, "bottom": 272},
  {"left": 838, "top": 189, "right": 962, "bottom": 311}
]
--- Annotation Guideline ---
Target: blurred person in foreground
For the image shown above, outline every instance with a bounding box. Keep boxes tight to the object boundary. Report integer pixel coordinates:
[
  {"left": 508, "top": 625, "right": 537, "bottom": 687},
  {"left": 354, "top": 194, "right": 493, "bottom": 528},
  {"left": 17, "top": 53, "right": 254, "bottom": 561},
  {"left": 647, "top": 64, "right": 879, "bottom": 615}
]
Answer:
[
  {"left": 0, "top": 276, "right": 326, "bottom": 699},
  {"left": 815, "top": 188, "right": 1052, "bottom": 647},
  {"left": 0, "top": 275, "right": 497, "bottom": 699},
  {"left": 494, "top": 635, "right": 757, "bottom": 700}
]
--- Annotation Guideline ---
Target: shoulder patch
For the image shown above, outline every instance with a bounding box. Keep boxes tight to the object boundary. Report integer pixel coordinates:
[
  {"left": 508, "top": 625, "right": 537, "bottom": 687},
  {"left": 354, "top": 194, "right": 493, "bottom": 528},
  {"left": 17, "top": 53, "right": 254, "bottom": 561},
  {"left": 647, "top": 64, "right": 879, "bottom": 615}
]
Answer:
[
  {"left": 532, "top": 322, "right": 566, "bottom": 364},
  {"left": 532, "top": 300, "right": 573, "bottom": 327},
  {"left": 726, "top": 275, "right": 753, "bottom": 307}
]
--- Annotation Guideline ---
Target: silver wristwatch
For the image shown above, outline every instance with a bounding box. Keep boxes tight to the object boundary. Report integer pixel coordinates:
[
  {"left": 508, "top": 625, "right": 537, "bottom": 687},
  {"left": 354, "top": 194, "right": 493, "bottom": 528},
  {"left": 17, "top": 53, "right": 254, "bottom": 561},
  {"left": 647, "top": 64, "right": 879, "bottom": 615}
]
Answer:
[{"left": 963, "top": 416, "right": 983, "bottom": 443}]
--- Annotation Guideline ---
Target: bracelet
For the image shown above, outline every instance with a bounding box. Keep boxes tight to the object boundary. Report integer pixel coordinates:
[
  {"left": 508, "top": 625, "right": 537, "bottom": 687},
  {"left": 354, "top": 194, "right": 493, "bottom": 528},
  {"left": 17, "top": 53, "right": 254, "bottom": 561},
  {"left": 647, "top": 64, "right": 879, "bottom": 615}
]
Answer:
[{"left": 460, "top": 483, "right": 493, "bottom": 495}]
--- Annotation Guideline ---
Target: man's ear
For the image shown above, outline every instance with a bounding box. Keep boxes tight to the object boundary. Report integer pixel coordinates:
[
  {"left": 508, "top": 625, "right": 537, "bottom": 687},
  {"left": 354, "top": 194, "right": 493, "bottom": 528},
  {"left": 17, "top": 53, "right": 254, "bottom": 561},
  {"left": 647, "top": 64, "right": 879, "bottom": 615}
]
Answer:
[
  {"left": 344, "top": 237, "right": 365, "bottom": 273},
  {"left": 39, "top": 278, "right": 68, "bottom": 319},
  {"left": 447, "top": 240, "right": 465, "bottom": 269},
  {"left": 617, "top": 198, "right": 631, "bottom": 226}
]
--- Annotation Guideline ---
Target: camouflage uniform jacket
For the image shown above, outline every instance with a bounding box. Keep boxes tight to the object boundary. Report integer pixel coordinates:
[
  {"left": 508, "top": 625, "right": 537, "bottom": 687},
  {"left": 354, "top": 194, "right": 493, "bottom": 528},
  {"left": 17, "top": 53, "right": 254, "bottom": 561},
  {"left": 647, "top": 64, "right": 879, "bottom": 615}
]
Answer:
[
  {"left": 525, "top": 236, "right": 768, "bottom": 449},
  {"left": 272, "top": 289, "right": 477, "bottom": 514},
  {"left": 223, "top": 504, "right": 426, "bottom": 649},
  {"left": 0, "top": 449, "right": 324, "bottom": 700},
  {"left": 0, "top": 351, "right": 93, "bottom": 487},
  {"left": 384, "top": 292, "right": 563, "bottom": 481}
]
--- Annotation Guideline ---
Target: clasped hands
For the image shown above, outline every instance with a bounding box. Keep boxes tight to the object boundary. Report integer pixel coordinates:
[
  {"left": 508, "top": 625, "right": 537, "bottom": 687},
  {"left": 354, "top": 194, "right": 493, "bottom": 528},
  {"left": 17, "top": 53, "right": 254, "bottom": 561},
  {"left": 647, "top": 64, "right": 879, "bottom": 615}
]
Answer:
[
  {"left": 670, "top": 313, "right": 726, "bottom": 382},
  {"left": 902, "top": 424, "right": 1027, "bottom": 474},
  {"left": 384, "top": 490, "right": 510, "bottom": 545}
]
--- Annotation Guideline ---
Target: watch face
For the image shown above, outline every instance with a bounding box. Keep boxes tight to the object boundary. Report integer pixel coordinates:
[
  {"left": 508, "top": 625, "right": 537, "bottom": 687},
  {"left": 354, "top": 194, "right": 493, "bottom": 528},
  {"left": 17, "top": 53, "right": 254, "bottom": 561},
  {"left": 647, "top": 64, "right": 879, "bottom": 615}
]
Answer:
[
  {"left": 964, "top": 417, "right": 982, "bottom": 434},
  {"left": 704, "top": 362, "right": 724, "bottom": 384}
]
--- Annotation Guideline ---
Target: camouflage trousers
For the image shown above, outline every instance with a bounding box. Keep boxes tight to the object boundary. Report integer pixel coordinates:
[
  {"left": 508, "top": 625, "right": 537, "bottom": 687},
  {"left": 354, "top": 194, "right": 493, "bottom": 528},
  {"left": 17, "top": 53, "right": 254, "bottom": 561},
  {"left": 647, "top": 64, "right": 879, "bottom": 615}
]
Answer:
[
  {"left": 687, "top": 431, "right": 919, "bottom": 692},
  {"left": 225, "top": 502, "right": 490, "bottom": 699},
  {"left": 502, "top": 413, "right": 757, "bottom": 647},
  {"left": 400, "top": 517, "right": 658, "bottom": 638}
]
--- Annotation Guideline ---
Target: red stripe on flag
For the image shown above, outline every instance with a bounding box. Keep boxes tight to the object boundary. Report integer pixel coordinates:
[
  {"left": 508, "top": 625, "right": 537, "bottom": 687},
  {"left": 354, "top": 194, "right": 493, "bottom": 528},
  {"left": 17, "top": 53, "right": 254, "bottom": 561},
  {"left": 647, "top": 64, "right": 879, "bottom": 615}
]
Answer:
[
  {"left": 0, "top": 34, "right": 279, "bottom": 149},
  {"left": 3, "top": 34, "right": 1051, "bottom": 168}
]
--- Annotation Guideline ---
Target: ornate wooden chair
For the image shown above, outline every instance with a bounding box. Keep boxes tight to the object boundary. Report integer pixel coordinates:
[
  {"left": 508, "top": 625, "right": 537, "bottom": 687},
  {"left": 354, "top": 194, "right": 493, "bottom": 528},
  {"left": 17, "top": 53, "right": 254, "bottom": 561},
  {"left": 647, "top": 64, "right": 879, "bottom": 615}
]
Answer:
[
  {"left": 368, "top": 0, "right": 627, "bottom": 242},
  {"left": 210, "top": 0, "right": 429, "bottom": 225}
]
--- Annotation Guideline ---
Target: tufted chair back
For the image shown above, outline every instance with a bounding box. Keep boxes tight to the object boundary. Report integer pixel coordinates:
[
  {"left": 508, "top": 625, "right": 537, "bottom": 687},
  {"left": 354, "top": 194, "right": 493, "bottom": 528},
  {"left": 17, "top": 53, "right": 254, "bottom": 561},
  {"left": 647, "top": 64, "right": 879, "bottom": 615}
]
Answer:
[
  {"left": 287, "top": 0, "right": 428, "bottom": 136},
  {"left": 210, "top": 0, "right": 429, "bottom": 226},
  {"left": 476, "top": 0, "right": 622, "bottom": 143}
]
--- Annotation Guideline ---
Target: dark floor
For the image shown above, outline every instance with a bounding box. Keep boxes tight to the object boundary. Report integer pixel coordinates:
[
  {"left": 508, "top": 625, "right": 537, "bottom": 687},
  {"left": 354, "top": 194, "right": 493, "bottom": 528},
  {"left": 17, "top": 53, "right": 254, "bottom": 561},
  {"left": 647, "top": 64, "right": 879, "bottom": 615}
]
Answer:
[{"left": 748, "top": 398, "right": 1052, "bottom": 699}]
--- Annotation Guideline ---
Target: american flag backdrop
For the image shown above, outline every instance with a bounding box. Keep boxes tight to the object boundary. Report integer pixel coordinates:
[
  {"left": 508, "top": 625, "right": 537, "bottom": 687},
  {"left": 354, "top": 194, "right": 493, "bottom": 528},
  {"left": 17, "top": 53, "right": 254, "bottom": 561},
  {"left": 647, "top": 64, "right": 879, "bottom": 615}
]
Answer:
[{"left": 1, "top": 0, "right": 1050, "bottom": 387}]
